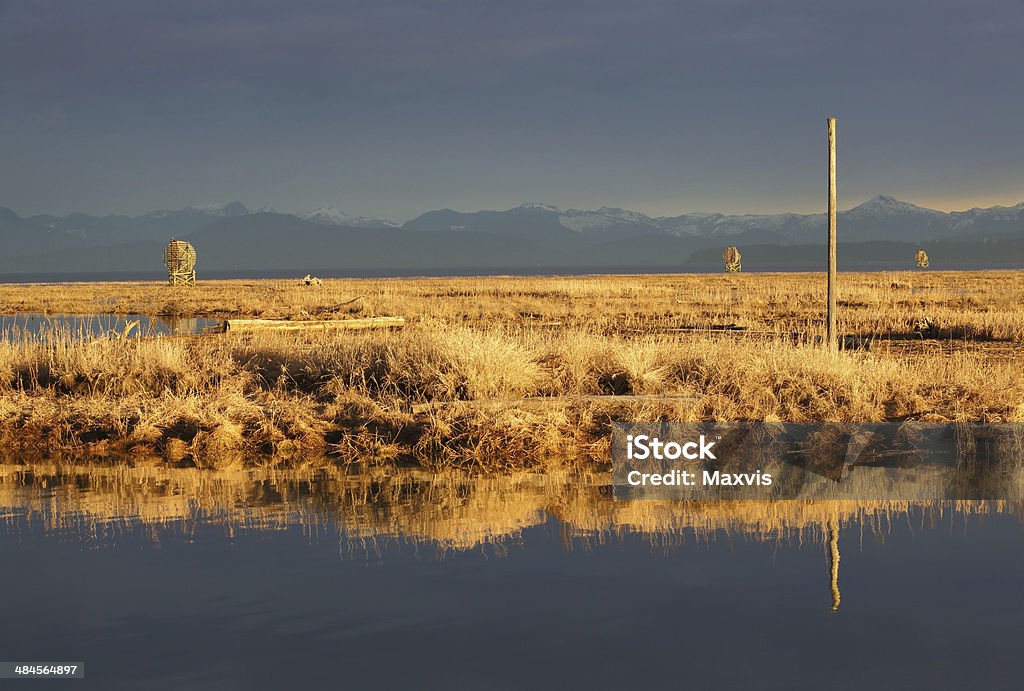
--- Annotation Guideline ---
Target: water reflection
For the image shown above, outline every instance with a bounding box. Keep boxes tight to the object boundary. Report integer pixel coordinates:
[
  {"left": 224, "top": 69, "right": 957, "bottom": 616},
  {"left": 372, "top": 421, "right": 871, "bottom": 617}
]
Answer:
[
  {"left": 4, "top": 463, "right": 1022, "bottom": 609},
  {"left": 614, "top": 422, "right": 1024, "bottom": 501},
  {"left": 0, "top": 313, "right": 220, "bottom": 340},
  {"left": 4, "top": 463, "right": 1024, "bottom": 689},
  {"left": 0, "top": 464, "right": 992, "bottom": 543}
]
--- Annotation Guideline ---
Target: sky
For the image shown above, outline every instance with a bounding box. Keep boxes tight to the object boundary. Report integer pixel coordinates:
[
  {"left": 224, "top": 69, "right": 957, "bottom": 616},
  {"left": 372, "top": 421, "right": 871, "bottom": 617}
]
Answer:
[{"left": 2, "top": 0, "right": 1023, "bottom": 221}]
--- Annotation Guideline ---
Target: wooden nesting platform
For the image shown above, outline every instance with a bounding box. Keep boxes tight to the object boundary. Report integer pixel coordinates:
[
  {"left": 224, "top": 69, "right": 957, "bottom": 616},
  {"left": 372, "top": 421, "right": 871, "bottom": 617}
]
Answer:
[{"left": 223, "top": 316, "right": 405, "bottom": 333}]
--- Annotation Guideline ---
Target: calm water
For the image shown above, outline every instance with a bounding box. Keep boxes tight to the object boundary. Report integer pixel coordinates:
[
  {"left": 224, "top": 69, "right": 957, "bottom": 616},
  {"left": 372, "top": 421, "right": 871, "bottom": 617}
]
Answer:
[
  {"left": 0, "top": 313, "right": 220, "bottom": 340},
  {"left": 2, "top": 467, "right": 1023, "bottom": 690}
]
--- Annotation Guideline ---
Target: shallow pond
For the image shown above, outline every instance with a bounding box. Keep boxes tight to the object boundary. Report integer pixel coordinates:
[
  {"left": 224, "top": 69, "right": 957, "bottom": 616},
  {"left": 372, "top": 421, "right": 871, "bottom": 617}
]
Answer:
[
  {"left": 0, "top": 313, "right": 221, "bottom": 340},
  {"left": 2, "top": 466, "right": 1023, "bottom": 690}
]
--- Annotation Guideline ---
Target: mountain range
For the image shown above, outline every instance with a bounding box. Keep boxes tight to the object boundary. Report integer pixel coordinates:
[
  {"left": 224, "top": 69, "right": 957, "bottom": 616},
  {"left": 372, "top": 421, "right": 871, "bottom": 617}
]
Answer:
[
  {"left": 403, "top": 196, "right": 1024, "bottom": 244},
  {"left": 0, "top": 196, "right": 1021, "bottom": 275}
]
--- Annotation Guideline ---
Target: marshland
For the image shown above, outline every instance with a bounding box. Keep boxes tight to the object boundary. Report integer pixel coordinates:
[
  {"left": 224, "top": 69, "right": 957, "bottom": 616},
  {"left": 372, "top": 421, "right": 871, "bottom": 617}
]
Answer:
[
  {"left": 6, "top": 271, "right": 1018, "bottom": 688},
  {"left": 0, "top": 270, "right": 1021, "bottom": 467}
]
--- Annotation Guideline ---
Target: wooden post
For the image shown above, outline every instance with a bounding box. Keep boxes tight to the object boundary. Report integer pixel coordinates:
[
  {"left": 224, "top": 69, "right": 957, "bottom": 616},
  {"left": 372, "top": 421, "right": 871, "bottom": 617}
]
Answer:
[{"left": 826, "top": 117, "right": 838, "bottom": 351}]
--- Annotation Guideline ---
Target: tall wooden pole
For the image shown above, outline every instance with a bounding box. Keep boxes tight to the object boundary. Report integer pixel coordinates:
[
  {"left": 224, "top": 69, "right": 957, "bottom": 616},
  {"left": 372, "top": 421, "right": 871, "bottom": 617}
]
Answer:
[{"left": 826, "top": 117, "right": 838, "bottom": 351}]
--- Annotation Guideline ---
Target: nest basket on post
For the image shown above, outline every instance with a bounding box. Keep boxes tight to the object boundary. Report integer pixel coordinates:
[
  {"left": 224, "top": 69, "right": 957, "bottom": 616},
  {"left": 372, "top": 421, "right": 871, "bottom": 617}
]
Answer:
[
  {"left": 723, "top": 246, "right": 742, "bottom": 272},
  {"left": 915, "top": 249, "right": 929, "bottom": 269},
  {"left": 164, "top": 239, "right": 196, "bottom": 286}
]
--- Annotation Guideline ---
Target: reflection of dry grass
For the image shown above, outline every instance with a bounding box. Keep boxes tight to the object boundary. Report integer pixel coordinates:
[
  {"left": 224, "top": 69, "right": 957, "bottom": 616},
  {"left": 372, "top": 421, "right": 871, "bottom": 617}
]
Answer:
[
  {"left": 1, "top": 465, "right": 1017, "bottom": 553},
  {"left": 0, "top": 271, "right": 1021, "bottom": 466}
]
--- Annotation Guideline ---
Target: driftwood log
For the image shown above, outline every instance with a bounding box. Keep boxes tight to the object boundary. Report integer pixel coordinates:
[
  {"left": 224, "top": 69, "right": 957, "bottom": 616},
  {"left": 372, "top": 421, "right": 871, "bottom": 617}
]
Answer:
[
  {"left": 223, "top": 316, "right": 405, "bottom": 333},
  {"left": 411, "top": 394, "right": 699, "bottom": 415}
]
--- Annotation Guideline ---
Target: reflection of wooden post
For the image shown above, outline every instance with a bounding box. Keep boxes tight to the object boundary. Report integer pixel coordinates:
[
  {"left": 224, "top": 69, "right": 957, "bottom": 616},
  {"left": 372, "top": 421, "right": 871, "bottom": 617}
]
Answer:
[
  {"left": 828, "top": 516, "right": 841, "bottom": 611},
  {"left": 826, "top": 118, "right": 838, "bottom": 351}
]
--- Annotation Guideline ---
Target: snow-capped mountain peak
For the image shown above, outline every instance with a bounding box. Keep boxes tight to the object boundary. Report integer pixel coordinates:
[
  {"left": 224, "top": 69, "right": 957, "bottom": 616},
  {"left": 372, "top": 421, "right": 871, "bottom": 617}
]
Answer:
[
  {"left": 512, "top": 202, "right": 561, "bottom": 213},
  {"left": 299, "top": 206, "right": 356, "bottom": 224},
  {"left": 594, "top": 207, "right": 655, "bottom": 224},
  {"left": 849, "top": 195, "right": 935, "bottom": 216},
  {"left": 298, "top": 206, "right": 398, "bottom": 228},
  {"left": 187, "top": 201, "right": 248, "bottom": 214},
  {"left": 142, "top": 201, "right": 249, "bottom": 219},
  {"left": 557, "top": 206, "right": 656, "bottom": 232}
]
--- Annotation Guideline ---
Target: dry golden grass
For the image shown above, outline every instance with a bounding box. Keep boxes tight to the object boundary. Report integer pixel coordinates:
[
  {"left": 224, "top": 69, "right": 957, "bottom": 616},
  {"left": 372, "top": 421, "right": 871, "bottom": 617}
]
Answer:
[
  {"left": 2, "top": 271, "right": 1022, "bottom": 341},
  {"left": 0, "top": 271, "right": 1020, "bottom": 467}
]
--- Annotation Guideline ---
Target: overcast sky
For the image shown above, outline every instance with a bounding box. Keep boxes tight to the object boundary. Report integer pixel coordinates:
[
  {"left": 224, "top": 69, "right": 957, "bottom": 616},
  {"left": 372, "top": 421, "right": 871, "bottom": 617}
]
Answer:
[{"left": 2, "top": 0, "right": 1022, "bottom": 220}]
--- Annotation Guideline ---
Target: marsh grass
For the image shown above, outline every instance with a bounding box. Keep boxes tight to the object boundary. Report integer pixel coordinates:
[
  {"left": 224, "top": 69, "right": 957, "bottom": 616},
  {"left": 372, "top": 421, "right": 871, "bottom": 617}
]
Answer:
[
  {"left": 0, "top": 271, "right": 1020, "bottom": 468},
  {"left": 2, "top": 271, "right": 1022, "bottom": 341},
  {"left": 0, "top": 326, "right": 1019, "bottom": 468}
]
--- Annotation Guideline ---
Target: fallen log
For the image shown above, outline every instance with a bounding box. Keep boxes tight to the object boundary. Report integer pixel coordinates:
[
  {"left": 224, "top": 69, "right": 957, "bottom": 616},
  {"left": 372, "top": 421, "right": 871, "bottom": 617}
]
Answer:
[
  {"left": 223, "top": 316, "right": 405, "bottom": 333},
  {"left": 411, "top": 394, "right": 699, "bottom": 414}
]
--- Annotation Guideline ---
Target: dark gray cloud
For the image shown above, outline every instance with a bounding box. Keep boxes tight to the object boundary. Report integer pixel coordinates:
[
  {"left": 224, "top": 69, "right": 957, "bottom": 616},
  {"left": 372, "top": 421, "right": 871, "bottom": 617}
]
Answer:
[{"left": 2, "top": 0, "right": 1022, "bottom": 218}]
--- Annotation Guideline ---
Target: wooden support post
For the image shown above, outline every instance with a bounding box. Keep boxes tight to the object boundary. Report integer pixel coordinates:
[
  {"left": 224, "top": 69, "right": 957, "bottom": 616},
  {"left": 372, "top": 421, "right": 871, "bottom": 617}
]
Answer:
[{"left": 826, "top": 117, "right": 838, "bottom": 351}]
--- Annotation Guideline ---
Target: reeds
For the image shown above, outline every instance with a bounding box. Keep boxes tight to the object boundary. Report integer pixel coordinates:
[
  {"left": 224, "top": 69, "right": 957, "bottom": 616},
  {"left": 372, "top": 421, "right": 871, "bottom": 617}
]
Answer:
[{"left": 0, "top": 308, "right": 1020, "bottom": 466}]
